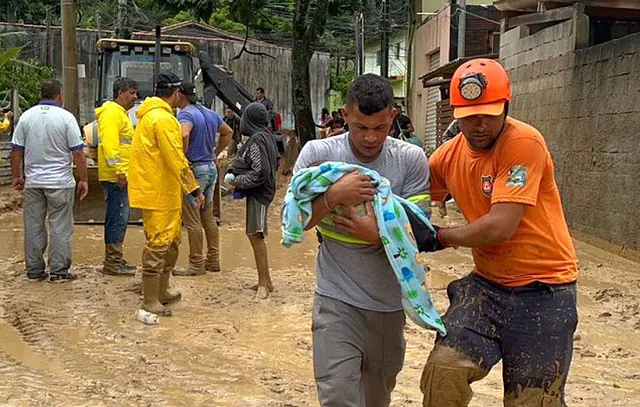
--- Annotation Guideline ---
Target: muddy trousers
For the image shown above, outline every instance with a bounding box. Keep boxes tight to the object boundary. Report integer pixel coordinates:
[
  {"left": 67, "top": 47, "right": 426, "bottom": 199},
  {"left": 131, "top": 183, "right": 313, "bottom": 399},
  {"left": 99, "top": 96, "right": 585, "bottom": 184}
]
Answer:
[
  {"left": 140, "top": 209, "right": 182, "bottom": 310},
  {"left": 421, "top": 274, "right": 578, "bottom": 407},
  {"left": 182, "top": 163, "right": 219, "bottom": 270},
  {"left": 23, "top": 188, "right": 75, "bottom": 278},
  {"left": 312, "top": 294, "right": 406, "bottom": 407}
]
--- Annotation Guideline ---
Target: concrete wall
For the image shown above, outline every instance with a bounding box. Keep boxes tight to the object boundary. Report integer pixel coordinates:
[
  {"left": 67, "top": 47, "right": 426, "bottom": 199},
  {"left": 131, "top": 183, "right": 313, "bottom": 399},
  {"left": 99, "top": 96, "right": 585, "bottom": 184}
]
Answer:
[
  {"left": 500, "top": 14, "right": 640, "bottom": 253},
  {"left": 0, "top": 23, "right": 331, "bottom": 128},
  {"left": 412, "top": 6, "right": 452, "bottom": 140}
]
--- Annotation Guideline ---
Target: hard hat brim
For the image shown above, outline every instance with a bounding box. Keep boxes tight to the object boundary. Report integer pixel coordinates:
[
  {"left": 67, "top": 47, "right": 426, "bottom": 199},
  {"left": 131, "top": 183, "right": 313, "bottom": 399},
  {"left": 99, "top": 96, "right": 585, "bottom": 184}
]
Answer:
[{"left": 453, "top": 101, "right": 505, "bottom": 119}]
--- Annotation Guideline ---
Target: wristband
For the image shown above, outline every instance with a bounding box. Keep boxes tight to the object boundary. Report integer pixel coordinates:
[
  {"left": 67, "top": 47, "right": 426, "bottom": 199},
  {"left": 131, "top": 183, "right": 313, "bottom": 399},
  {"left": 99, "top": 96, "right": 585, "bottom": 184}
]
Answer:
[{"left": 190, "top": 188, "right": 201, "bottom": 198}]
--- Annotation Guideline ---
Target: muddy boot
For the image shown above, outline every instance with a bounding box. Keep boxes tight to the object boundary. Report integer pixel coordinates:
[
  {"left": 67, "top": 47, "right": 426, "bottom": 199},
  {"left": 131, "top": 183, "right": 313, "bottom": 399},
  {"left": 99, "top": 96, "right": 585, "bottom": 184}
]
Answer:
[
  {"left": 141, "top": 244, "right": 172, "bottom": 316},
  {"left": 203, "top": 203, "right": 221, "bottom": 273},
  {"left": 141, "top": 274, "right": 172, "bottom": 316},
  {"left": 159, "top": 271, "right": 182, "bottom": 305},
  {"left": 172, "top": 266, "right": 206, "bottom": 276},
  {"left": 114, "top": 243, "right": 137, "bottom": 271},
  {"left": 102, "top": 243, "right": 135, "bottom": 276}
]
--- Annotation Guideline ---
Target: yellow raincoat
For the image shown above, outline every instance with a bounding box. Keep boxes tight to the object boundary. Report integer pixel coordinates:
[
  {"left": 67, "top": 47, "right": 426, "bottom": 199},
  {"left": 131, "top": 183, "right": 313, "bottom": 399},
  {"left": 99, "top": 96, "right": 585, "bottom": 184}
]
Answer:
[
  {"left": 0, "top": 118, "right": 10, "bottom": 132},
  {"left": 128, "top": 97, "right": 198, "bottom": 212},
  {"left": 96, "top": 101, "right": 134, "bottom": 182}
]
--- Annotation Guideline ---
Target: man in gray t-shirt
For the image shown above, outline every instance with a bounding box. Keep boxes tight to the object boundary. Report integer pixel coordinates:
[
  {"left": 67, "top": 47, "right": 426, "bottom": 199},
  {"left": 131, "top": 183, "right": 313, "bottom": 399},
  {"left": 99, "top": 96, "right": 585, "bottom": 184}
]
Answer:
[
  {"left": 11, "top": 80, "right": 88, "bottom": 282},
  {"left": 292, "top": 74, "right": 430, "bottom": 406}
]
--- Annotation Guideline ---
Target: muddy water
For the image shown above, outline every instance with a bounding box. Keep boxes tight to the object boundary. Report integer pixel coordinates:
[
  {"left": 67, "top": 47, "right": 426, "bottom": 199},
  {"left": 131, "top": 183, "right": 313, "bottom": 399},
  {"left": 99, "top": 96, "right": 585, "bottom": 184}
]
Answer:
[{"left": 0, "top": 194, "right": 639, "bottom": 406}]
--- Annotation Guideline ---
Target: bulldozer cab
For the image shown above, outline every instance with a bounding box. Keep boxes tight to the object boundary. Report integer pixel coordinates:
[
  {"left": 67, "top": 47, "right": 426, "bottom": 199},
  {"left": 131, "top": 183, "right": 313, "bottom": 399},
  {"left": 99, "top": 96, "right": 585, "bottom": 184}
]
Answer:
[
  {"left": 96, "top": 39, "right": 196, "bottom": 126},
  {"left": 75, "top": 39, "right": 196, "bottom": 224}
]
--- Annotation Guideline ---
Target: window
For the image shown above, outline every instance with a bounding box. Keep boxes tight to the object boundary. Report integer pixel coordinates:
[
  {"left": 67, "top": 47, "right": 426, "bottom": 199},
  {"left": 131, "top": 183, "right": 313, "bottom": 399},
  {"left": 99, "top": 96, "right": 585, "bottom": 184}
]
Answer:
[{"left": 490, "top": 32, "right": 501, "bottom": 53}]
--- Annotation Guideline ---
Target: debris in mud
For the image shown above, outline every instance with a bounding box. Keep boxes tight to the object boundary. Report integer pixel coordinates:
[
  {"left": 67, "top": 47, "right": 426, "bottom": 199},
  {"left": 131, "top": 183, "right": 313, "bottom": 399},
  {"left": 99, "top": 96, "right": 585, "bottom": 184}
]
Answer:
[
  {"left": 607, "top": 346, "right": 634, "bottom": 359},
  {"left": 599, "top": 312, "right": 612, "bottom": 318},
  {"left": 580, "top": 350, "right": 597, "bottom": 358},
  {"left": 594, "top": 288, "right": 624, "bottom": 302}
]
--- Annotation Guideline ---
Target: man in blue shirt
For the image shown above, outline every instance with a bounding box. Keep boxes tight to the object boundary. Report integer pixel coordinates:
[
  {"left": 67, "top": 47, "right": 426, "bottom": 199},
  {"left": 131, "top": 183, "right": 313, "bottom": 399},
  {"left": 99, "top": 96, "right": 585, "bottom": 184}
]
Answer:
[{"left": 173, "top": 83, "right": 233, "bottom": 276}]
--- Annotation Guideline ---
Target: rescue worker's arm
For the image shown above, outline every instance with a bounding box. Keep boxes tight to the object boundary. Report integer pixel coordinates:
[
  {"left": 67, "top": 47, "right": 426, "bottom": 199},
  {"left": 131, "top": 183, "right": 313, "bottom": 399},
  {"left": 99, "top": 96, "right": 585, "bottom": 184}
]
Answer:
[
  {"left": 181, "top": 122, "right": 193, "bottom": 153},
  {"left": 215, "top": 122, "right": 233, "bottom": 157},
  {"left": 438, "top": 203, "right": 526, "bottom": 248},
  {"left": 98, "top": 110, "right": 127, "bottom": 178},
  {"left": 155, "top": 118, "right": 199, "bottom": 196}
]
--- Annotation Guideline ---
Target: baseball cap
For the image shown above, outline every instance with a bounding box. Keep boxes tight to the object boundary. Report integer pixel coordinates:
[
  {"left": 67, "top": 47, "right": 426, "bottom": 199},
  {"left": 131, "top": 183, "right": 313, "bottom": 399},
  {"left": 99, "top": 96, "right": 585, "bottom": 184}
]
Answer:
[
  {"left": 155, "top": 72, "right": 183, "bottom": 90},
  {"left": 181, "top": 82, "right": 198, "bottom": 104}
]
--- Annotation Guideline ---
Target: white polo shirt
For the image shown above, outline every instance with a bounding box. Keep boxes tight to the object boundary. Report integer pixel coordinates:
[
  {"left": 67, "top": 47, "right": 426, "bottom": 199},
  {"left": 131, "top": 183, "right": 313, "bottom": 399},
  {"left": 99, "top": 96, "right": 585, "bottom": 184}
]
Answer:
[{"left": 12, "top": 102, "right": 84, "bottom": 189}]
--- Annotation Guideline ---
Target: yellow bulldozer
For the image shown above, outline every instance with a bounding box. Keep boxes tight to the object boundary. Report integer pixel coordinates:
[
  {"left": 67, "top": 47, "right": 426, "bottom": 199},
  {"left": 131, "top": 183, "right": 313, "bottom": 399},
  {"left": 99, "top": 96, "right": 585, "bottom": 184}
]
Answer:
[{"left": 75, "top": 37, "right": 258, "bottom": 224}]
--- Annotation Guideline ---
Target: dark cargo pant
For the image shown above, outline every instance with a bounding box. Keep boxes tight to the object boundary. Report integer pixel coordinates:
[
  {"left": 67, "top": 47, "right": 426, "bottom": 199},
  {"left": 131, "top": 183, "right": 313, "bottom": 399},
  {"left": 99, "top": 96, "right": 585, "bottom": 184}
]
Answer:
[
  {"left": 312, "top": 294, "right": 406, "bottom": 407},
  {"left": 421, "top": 274, "right": 578, "bottom": 407}
]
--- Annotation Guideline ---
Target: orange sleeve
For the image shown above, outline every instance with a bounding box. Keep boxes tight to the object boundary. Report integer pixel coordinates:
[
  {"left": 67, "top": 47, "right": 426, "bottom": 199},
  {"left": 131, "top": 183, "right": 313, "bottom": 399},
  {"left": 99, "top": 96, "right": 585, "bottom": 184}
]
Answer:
[
  {"left": 491, "top": 137, "right": 547, "bottom": 206},
  {"left": 428, "top": 148, "right": 449, "bottom": 202}
]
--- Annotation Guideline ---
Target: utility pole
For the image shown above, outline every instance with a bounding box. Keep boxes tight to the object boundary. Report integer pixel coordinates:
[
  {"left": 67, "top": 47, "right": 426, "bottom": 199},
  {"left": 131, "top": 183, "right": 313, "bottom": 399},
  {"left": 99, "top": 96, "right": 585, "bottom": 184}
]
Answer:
[
  {"left": 355, "top": 13, "right": 363, "bottom": 76},
  {"left": 153, "top": 26, "right": 162, "bottom": 90},
  {"left": 61, "top": 0, "right": 80, "bottom": 119},
  {"left": 380, "top": 0, "right": 390, "bottom": 78},
  {"left": 117, "top": 0, "right": 129, "bottom": 39},
  {"left": 46, "top": 7, "right": 53, "bottom": 68},
  {"left": 457, "top": 0, "right": 467, "bottom": 59}
]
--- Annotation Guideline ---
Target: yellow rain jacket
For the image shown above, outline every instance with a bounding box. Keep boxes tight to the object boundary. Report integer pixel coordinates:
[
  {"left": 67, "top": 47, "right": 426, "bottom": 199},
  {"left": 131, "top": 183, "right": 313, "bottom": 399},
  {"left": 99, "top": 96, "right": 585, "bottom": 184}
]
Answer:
[
  {"left": 0, "top": 118, "right": 10, "bottom": 132},
  {"left": 96, "top": 101, "right": 134, "bottom": 182},
  {"left": 128, "top": 97, "right": 199, "bottom": 211}
]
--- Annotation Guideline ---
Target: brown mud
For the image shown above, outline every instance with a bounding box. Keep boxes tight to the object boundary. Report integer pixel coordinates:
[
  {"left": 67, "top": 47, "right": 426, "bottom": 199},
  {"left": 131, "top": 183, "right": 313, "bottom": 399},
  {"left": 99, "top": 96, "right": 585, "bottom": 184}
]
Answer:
[{"left": 0, "top": 185, "right": 639, "bottom": 406}]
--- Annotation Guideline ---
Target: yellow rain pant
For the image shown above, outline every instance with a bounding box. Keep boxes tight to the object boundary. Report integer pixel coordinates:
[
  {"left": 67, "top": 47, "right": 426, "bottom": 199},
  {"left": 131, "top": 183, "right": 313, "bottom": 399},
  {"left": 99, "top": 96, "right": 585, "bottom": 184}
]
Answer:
[{"left": 141, "top": 209, "right": 182, "bottom": 277}]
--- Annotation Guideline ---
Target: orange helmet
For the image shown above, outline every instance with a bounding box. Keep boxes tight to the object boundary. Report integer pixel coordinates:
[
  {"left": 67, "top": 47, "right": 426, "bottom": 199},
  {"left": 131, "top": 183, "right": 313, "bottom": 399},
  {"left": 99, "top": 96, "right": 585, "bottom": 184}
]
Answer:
[{"left": 450, "top": 58, "right": 511, "bottom": 119}]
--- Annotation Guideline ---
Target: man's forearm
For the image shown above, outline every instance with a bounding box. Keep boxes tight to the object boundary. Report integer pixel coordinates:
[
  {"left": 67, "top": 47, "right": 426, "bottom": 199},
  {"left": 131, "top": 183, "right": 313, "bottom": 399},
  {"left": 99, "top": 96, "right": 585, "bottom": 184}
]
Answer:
[
  {"left": 304, "top": 190, "right": 337, "bottom": 231},
  {"left": 10, "top": 148, "right": 23, "bottom": 179},
  {"left": 215, "top": 133, "right": 232, "bottom": 157},
  {"left": 439, "top": 213, "right": 510, "bottom": 248},
  {"left": 73, "top": 152, "right": 88, "bottom": 182}
]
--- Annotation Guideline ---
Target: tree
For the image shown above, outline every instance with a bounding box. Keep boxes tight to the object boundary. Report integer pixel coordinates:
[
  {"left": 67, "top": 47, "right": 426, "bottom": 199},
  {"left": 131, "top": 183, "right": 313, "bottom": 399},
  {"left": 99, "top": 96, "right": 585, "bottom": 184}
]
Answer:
[{"left": 292, "top": 0, "right": 359, "bottom": 146}]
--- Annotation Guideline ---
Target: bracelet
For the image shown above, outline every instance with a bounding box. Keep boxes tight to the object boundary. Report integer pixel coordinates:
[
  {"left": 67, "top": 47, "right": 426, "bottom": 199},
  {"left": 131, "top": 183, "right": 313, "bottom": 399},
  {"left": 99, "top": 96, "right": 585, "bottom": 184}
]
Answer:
[{"left": 323, "top": 191, "right": 334, "bottom": 212}]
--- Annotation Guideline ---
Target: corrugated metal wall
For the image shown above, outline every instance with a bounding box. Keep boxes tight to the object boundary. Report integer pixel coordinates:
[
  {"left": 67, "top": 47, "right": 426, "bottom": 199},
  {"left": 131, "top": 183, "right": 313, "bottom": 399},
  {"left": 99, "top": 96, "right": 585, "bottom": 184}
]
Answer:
[{"left": 424, "top": 52, "right": 440, "bottom": 148}]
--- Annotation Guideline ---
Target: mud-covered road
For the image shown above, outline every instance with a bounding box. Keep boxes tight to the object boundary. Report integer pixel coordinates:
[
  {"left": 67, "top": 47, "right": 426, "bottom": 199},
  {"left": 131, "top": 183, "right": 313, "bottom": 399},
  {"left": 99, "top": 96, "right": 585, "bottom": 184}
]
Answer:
[{"left": 0, "top": 184, "right": 639, "bottom": 406}]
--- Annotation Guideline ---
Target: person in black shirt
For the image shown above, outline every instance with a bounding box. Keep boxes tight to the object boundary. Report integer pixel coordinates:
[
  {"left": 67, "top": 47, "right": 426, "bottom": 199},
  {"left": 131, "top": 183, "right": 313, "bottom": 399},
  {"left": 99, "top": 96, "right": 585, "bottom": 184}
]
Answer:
[
  {"left": 224, "top": 107, "right": 242, "bottom": 156},
  {"left": 390, "top": 104, "right": 415, "bottom": 140}
]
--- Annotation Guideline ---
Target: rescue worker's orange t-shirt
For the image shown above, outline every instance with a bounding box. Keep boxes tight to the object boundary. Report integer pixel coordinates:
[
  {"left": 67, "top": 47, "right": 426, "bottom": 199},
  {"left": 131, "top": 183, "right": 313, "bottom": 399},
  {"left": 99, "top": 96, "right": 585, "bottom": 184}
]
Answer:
[{"left": 429, "top": 117, "right": 578, "bottom": 287}]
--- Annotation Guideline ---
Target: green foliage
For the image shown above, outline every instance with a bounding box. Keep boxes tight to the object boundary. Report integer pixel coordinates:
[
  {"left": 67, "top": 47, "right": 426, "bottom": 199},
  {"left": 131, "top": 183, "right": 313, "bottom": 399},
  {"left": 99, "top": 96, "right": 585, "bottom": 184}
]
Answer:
[
  {"left": 0, "top": 46, "right": 24, "bottom": 70},
  {"left": 0, "top": 58, "right": 55, "bottom": 109},
  {"left": 209, "top": 2, "right": 246, "bottom": 34},
  {"left": 163, "top": 10, "right": 195, "bottom": 26},
  {"left": 330, "top": 59, "right": 356, "bottom": 102}
]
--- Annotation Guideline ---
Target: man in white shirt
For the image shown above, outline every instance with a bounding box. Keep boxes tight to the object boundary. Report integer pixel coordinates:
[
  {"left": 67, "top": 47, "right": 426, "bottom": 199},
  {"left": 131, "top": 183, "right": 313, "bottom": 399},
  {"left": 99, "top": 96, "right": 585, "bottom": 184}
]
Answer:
[{"left": 11, "top": 80, "right": 89, "bottom": 282}]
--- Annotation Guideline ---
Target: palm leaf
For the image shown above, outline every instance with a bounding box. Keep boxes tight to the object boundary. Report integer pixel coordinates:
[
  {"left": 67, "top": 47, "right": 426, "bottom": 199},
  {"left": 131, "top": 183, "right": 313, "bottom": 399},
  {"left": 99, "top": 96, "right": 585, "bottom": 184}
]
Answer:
[{"left": 0, "top": 46, "right": 25, "bottom": 69}]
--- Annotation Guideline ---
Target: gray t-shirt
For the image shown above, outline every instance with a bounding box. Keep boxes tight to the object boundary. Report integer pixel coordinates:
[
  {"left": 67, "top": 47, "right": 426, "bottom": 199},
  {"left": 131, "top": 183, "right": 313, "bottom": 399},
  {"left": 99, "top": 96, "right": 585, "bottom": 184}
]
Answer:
[
  {"left": 12, "top": 103, "right": 84, "bottom": 189},
  {"left": 293, "top": 133, "right": 430, "bottom": 312}
]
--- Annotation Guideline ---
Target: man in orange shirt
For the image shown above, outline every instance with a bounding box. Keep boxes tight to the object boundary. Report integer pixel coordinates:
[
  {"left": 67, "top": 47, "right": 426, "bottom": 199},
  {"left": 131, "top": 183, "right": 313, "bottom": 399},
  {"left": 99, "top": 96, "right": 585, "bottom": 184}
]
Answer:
[{"left": 421, "top": 59, "right": 579, "bottom": 406}]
